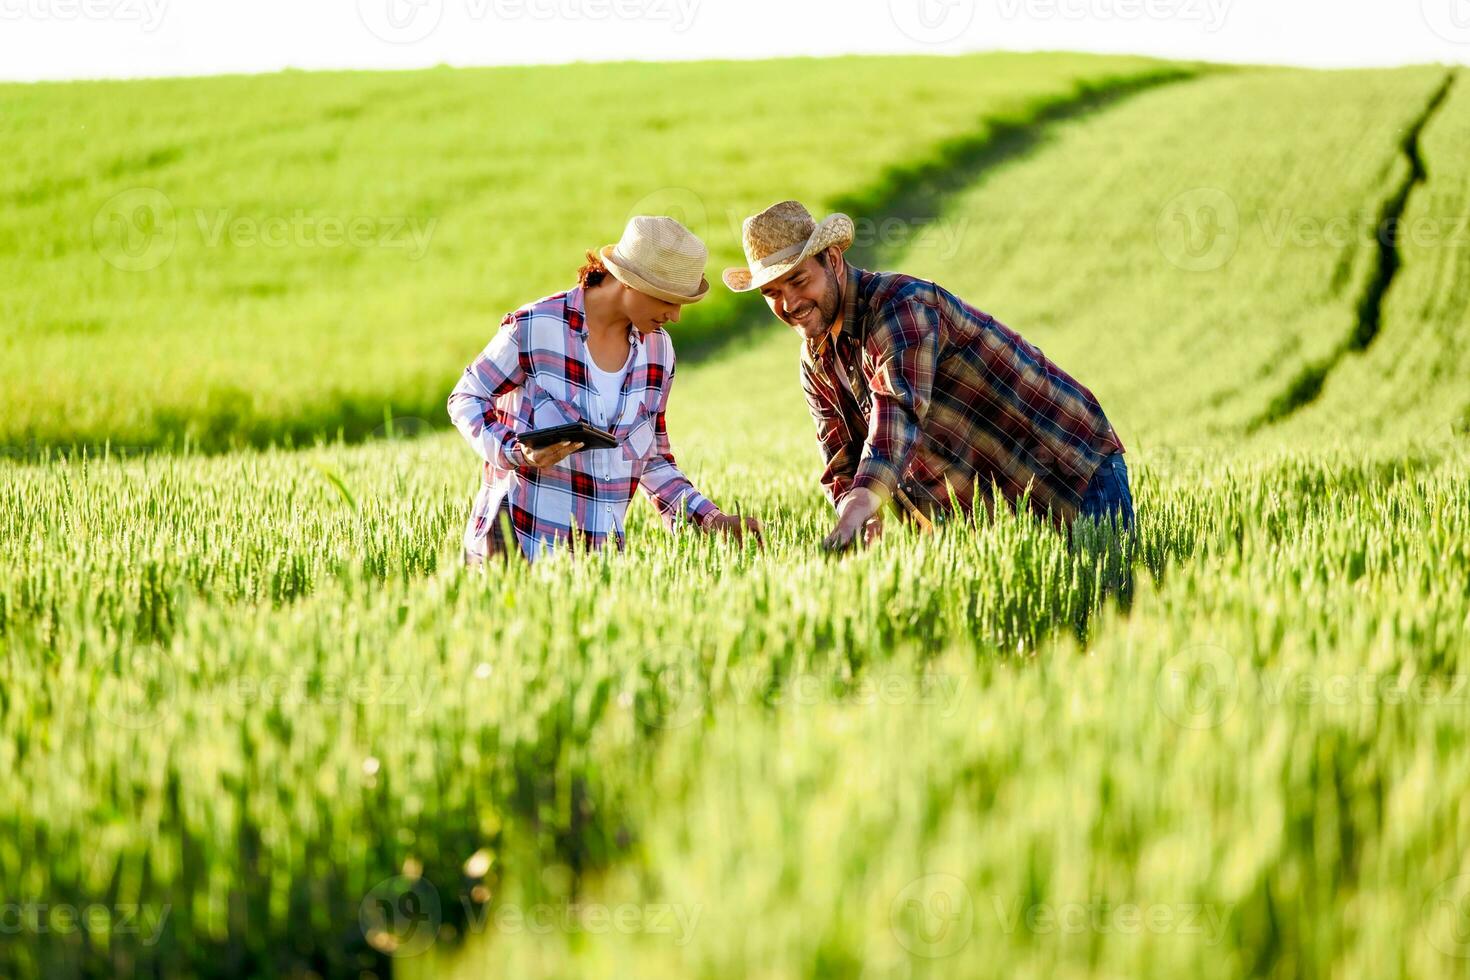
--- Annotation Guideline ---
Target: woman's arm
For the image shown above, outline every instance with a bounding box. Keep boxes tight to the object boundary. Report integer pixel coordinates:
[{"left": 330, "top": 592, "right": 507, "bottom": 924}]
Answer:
[
  {"left": 635, "top": 353, "right": 763, "bottom": 546},
  {"left": 638, "top": 403, "right": 721, "bottom": 531},
  {"left": 447, "top": 312, "right": 533, "bottom": 470}
]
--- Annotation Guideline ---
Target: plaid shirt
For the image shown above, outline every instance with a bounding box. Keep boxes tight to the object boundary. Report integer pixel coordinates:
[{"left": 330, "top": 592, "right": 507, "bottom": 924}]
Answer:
[
  {"left": 801, "top": 264, "right": 1124, "bottom": 523},
  {"left": 449, "top": 286, "right": 718, "bottom": 561}
]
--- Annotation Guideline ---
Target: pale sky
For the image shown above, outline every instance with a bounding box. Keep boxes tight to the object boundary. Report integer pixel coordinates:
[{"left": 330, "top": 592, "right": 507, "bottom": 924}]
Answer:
[{"left": 1, "top": 0, "right": 1467, "bottom": 83}]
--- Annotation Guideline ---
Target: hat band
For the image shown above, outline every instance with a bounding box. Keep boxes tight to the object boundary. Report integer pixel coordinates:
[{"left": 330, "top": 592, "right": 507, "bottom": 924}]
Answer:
[{"left": 747, "top": 240, "right": 807, "bottom": 273}]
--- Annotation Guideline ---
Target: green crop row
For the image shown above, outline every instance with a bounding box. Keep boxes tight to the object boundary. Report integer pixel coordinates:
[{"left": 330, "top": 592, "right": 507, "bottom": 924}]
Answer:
[{"left": 0, "top": 52, "right": 1187, "bottom": 452}]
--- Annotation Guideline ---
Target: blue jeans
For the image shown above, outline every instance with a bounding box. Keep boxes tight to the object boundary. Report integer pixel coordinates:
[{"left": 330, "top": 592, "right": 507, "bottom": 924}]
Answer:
[{"left": 1079, "top": 453, "right": 1134, "bottom": 531}]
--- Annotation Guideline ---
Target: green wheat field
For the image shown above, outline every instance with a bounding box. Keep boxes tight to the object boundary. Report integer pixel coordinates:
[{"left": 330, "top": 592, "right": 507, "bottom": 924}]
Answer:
[{"left": 3, "top": 52, "right": 1469, "bottom": 978}]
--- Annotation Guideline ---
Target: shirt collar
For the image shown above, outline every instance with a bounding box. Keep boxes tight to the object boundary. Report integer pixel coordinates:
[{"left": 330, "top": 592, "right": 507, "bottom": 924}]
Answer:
[{"left": 567, "top": 285, "right": 640, "bottom": 347}]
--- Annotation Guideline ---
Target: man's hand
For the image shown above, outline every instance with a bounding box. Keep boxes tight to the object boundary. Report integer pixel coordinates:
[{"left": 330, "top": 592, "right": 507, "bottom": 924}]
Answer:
[
  {"left": 520, "top": 440, "right": 583, "bottom": 469},
  {"left": 822, "top": 487, "right": 883, "bottom": 552},
  {"left": 704, "top": 513, "right": 765, "bottom": 550},
  {"left": 862, "top": 511, "right": 884, "bottom": 546}
]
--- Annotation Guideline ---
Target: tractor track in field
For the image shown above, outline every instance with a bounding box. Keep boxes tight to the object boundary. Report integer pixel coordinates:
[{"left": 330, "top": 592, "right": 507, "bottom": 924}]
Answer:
[
  {"left": 680, "top": 66, "right": 1201, "bottom": 364},
  {"left": 1251, "top": 68, "right": 1457, "bottom": 431}
]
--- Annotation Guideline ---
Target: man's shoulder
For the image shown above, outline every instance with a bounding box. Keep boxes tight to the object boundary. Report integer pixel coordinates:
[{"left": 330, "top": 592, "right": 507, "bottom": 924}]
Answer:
[
  {"left": 851, "top": 268, "right": 946, "bottom": 350},
  {"left": 854, "top": 268, "right": 939, "bottom": 310}
]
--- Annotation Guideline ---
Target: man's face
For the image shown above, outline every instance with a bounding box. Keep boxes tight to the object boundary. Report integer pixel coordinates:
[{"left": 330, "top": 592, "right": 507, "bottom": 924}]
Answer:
[{"left": 759, "top": 250, "right": 843, "bottom": 344}]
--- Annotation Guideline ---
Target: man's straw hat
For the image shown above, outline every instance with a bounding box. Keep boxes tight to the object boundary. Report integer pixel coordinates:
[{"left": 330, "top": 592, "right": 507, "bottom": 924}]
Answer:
[
  {"left": 723, "top": 201, "right": 855, "bottom": 293},
  {"left": 599, "top": 216, "right": 710, "bottom": 305}
]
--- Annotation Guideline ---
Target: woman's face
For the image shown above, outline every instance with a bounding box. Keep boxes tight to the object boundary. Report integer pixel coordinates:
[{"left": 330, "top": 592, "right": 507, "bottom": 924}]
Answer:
[{"left": 620, "top": 284, "right": 684, "bottom": 335}]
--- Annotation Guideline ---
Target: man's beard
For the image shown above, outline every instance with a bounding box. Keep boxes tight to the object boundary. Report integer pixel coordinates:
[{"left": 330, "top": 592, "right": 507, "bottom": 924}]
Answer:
[{"left": 790, "top": 266, "right": 843, "bottom": 340}]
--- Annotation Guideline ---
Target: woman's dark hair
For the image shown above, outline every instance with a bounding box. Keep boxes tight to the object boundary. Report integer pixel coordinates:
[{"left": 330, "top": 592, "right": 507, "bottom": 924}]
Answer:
[{"left": 578, "top": 250, "right": 609, "bottom": 288}]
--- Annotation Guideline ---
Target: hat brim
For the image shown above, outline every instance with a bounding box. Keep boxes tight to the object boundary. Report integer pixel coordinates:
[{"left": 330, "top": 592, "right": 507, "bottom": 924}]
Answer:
[
  {"left": 722, "top": 214, "right": 855, "bottom": 293},
  {"left": 599, "top": 245, "right": 709, "bottom": 306}
]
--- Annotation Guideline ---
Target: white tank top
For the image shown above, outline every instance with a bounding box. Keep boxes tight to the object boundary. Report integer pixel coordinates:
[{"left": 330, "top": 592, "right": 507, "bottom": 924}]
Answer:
[{"left": 587, "top": 350, "right": 630, "bottom": 429}]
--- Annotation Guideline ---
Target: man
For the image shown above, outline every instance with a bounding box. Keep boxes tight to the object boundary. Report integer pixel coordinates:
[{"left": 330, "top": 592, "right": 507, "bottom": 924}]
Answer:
[{"left": 723, "top": 201, "right": 1132, "bottom": 551}]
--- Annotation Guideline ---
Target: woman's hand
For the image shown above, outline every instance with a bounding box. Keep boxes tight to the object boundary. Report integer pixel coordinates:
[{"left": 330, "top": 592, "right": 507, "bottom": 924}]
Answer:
[
  {"left": 520, "top": 440, "right": 583, "bottom": 469},
  {"left": 704, "top": 513, "right": 765, "bottom": 550}
]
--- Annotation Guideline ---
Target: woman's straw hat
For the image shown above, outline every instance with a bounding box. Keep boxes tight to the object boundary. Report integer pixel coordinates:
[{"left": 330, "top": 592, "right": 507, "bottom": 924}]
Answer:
[
  {"left": 599, "top": 216, "right": 710, "bottom": 305},
  {"left": 722, "top": 201, "right": 855, "bottom": 293}
]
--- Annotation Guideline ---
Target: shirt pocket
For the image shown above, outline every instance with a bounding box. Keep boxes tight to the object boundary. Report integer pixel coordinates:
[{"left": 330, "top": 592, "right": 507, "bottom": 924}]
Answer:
[
  {"left": 530, "top": 382, "right": 582, "bottom": 428},
  {"left": 621, "top": 411, "right": 656, "bottom": 462}
]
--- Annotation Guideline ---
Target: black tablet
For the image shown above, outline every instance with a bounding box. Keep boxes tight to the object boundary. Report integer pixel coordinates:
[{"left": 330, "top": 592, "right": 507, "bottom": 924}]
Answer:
[{"left": 519, "top": 422, "right": 619, "bottom": 452}]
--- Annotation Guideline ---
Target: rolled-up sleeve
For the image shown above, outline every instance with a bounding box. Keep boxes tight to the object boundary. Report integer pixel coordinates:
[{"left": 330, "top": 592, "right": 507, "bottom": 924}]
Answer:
[
  {"left": 637, "top": 359, "right": 719, "bottom": 531},
  {"left": 800, "top": 353, "right": 860, "bottom": 509},
  {"left": 447, "top": 312, "right": 531, "bottom": 470},
  {"left": 851, "top": 298, "right": 938, "bottom": 502}
]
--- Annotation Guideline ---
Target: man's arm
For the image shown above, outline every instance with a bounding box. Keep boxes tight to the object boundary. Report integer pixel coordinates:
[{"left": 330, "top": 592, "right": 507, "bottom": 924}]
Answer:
[
  {"left": 799, "top": 353, "right": 861, "bottom": 508},
  {"left": 850, "top": 297, "right": 939, "bottom": 503},
  {"left": 823, "top": 297, "right": 939, "bottom": 550}
]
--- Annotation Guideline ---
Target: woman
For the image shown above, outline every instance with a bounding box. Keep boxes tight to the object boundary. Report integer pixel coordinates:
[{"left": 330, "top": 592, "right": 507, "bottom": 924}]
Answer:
[{"left": 449, "top": 215, "right": 764, "bottom": 564}]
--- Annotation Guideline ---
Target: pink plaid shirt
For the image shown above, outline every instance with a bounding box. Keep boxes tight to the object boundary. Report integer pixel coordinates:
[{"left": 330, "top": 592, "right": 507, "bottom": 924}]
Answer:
[{"left": 448, "top": 286, "right": 719, "bottom": 562}]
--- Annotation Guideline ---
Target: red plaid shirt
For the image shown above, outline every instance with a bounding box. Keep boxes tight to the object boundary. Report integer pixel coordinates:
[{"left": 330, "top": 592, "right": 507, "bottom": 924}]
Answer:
[
  {"left": 800, "top": 264, "right": 1124, "bottom": 522},
  {"left": 449, "top": 286, "right": 719, "bottom": 561}
]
